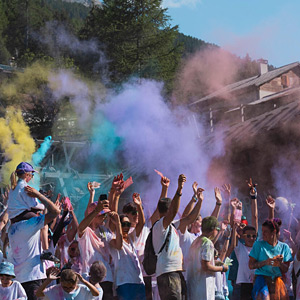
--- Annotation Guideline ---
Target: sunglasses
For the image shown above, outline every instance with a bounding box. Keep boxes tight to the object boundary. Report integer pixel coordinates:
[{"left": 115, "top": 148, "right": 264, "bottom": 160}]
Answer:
[
  {"left": 245, "top": 234, "right": 257, "bottom": 239},
  {"left": 121, "top": 221, "right": 131, "bottom": 228}
]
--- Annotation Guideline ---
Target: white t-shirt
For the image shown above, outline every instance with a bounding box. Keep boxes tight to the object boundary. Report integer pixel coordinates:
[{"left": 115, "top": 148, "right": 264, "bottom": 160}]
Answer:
[
  {"left": 78, "top": 227, "right": 113, "bottom": 282},
  {"left": 0, "top": 280, "right": 27, "bottom": 300},
  {"left": 234, "top": 243, "right": 255, "bottom": 284},
  {"left": 130, "top": 225, "right": 150, "bottom": 277},
  {"left": 8, "top": 215, "right": 46, "bottom": 283},
  {"left": 178, "top": 229, "right": 197, "bottom": 272},
  {"left": 7, "top": 179, "right": 43, "bottom": 219},
  {"left": 43, "top": 283, "right": 98, "bottom": 300},
  {"left": 294, "top": 255, "right": 300, "bottom": 300},
  {"left": 152, "top": 217, "right": 183, "bottom": 277},
  {"left": 109, "top": 233, "right": 144, "bottom": 287},
  {"left": 187, "top": 236, "right": 215, "bottom": 300}
]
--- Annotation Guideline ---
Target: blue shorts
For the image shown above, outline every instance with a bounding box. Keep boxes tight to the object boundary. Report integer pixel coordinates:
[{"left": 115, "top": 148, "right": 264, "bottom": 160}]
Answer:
[{"left": 117, "top": 283, "right": 146, "bottom": 300}]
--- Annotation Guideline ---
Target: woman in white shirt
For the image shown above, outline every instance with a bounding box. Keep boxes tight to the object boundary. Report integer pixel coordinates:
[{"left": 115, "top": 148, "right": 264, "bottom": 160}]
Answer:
[{"left": 109, "top": 212, "right": 145, "bottom": 300}]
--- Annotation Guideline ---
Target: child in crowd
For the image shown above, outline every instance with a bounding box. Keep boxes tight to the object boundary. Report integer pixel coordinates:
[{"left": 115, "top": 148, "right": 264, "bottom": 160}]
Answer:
[
  {"left": 0, "top": 261, "right": 27, "bottom": 300},
  {"left": 35, "top": 268, "right": 100, "bottom": 299}
]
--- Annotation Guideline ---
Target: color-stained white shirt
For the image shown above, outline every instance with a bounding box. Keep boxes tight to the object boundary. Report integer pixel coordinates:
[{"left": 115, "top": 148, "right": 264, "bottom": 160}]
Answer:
[
  {"left": 8, "top": 215, "right": 46, "bottom": 283},
  {"left": 152, "top": 218, "right": 183, "bottom": 277},
  {"left": 0, "top": 281, "right": 27, "bottom": 300},
  {"left": 8, "top": 179, "right": 44, "bottom": 219}
]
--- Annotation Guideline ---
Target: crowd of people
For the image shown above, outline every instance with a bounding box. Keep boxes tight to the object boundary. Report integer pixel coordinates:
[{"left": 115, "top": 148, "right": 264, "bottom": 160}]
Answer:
[{"left": 0, "top": 161, "right": 299, "bottom": 300}]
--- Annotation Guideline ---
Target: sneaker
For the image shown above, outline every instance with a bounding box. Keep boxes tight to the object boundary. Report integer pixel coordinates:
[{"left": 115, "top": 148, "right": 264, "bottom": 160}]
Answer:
[{"left": 40, "top": 251, "right": 60, "bottom": 263}]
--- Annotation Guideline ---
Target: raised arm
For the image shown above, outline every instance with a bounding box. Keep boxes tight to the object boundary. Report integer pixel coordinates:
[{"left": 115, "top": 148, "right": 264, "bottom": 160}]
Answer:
[
  {"left": 25, "top": 186, "right": 60, "bottom": 225},
  {"left": 226, "top": 221, "right": 237, "bottom": 258},
  {"left": 163, "top": 174, "right": 186, "bottom": 229},
  {"left": 109, "top": 174, "right": 124, "bottom": 212},
  {"left": 247, "top": 178, "right": 258, "bottom": 232},
  {"left": 109, "top": 212, "right": 123, "bottom": 250},
  {"left": 35, "top": 268, "right": 60, "bottom": 298},
  {"left": 178, "top": 187, "right": 204, "bottom": 234},
  {"left": 211, "top": 187, "right": 222, "bottom": 218},
  {"left": 266, "top": 195, "right": 275, "bottom": 220},
  {"left": 221, "top": 184, "right": 231, "bottom": 223},
  {"left": 66, "top": 209, "right": 79, "bottom": 243},
  {"left": 181, "top": 181, "right": 198, "bottom": 218},
  {"left": 85, "top": 182, "right": 96, "bottom": 218},
  {"left": 76, "top": 272, "right": 100, "bottom": 297},
  {"left": 150, "top": 176, "right": 170, "bottom": 225},
  {"left": 132, "top": 193, "right": 145, "bottom": 237},
  {"left": 78, "top": 200, "right": 109, "bottom": 237}
]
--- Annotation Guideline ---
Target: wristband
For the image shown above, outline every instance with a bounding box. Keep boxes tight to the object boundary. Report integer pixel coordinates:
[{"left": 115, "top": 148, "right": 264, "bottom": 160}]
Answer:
[
  {"left": 192, "top": 195, "right": 197, "bottom": 202},
  {"left": 216, "top": 202, "right": 221, "bottom": 206},
  {"left": 176, "top": 191, "right": 182, "bottom": 197},
  {"left": 221, "top": 265, "right": 225, "bottom": 273},
  {"left": 250, "top": 187, "right": 257, "bottom": 198}
]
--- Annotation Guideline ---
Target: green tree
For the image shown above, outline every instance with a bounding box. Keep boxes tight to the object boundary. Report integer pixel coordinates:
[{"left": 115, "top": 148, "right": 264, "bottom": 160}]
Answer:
[
  {"left": 80, "top": 0, "right": 182, "bottom": 90},
  {"left": 0, "top": 1, "right": 10, "bottom": 63}
]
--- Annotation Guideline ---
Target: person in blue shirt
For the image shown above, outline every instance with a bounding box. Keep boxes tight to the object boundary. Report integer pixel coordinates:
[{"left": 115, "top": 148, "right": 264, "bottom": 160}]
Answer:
[{"left": 249, "top": 218, "right": 293, "bottom": 300}]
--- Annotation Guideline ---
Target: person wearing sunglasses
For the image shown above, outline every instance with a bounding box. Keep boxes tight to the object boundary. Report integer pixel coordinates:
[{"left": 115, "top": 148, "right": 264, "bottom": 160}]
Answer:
[{"left": 109, "top": 212, "right": 146, "bottom": 300}]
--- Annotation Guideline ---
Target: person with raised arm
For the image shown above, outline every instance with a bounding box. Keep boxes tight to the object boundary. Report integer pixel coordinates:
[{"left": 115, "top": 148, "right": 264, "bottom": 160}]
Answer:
[
  {"left": 152, "top": 174, "right": 186, "bottom": 300},
  {"left": 177, "top": 183, "right": 204, "bottom": 277},
  {"left": 8, "top": 184, "right": 60, "bottom": 300},
  {"left": 77, "top": 198, "right": 114, "bottom": 300},
  {"left": 35, "top": 268, "right": 100, "bottom": 299},
  {"left": 187, "top": 216, "right": 229, "bottom": 300},
  {"left": 109, "top": 211, "right": 146, "bottom": 300},
  {"left": 122, "top": 193, "right": 152, "bottom": 299},
  {"left": 249, "top": 218, "right": 293, "bottom": 300}
]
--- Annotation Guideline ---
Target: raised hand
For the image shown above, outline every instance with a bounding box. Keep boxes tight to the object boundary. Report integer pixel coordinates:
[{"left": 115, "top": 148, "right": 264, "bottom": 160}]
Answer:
[
  {"left": 247, "top": 178, "right": 257, "bottom": 195},
  {"left": 178, "top": 174, "right": 186, "bottom": 189},
  {"left": 161, "top": 176, "right": 170, "bottom": 188},
  {"left": 96, "top": 199, "right": 109, "bottom": 213},
  {"left": 221, "top": 184, "right": 231, "bottom": 200},
  {"left": 266, "top": 195, "right": 275, "bottom": 209},
  {"left": 230, "top": 198, "right": 242, "bottom": 210},
  {"left": 197, "top": 187, "right": 205, "bottom": 201},
  {"left": 55, "top": 196, "right": 62, "bottom": 211},
  {"left": 108, "top": 211, "right": 120, "bottom": 225},
  {"left": 1, "top": 187, "right": 9, "bottom": 205},
  {"left": 75, "top": 272, "right": 85, "bottom": 283},
  {"left": 114, "top": 180, "right": 125, "bottom": 196},
  {"left": 192, "top": 182, "right": 198, "bottom": 195},
  {"left": 47, "top": 267, "right": 60, "bottom": 281},
  {"left": 214, "top": 187, "right": 222, "bottom": 205},
  {"left": 87, "top": 182, "right": 95, "bottom": 194},
  {"left": 132, "top": 193, "right": 142, "bottom": 206}
]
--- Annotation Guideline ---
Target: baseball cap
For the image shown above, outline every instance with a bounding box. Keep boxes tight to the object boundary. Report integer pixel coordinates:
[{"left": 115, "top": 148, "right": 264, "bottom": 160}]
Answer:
[{"left": 16, "top": 162, "right": 38, "bottom": 174}]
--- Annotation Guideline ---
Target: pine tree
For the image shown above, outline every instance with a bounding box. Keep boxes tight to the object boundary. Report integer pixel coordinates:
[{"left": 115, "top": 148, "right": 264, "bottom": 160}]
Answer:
[{"left": 80, "top": 0, "right": 182, "bottom": 89}]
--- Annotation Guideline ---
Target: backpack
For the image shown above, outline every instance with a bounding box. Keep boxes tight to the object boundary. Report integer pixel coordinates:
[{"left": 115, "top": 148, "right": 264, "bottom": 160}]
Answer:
[{"left": 143, "top": 221, "right": 173, "bottom": 276}]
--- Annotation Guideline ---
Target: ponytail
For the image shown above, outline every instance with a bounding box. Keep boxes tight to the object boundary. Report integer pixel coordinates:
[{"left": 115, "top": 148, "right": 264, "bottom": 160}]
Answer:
[{"left": 10, "top": 171, "right": 18, "bottom": 190}]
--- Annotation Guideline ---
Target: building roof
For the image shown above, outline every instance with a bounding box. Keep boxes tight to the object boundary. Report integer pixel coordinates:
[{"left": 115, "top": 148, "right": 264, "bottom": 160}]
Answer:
[
  {"left": 221, "top": 100, "right": 300, "bottom": 143},
  {"left": 190, "top": 62, "right": 300, "bottom": 106}
]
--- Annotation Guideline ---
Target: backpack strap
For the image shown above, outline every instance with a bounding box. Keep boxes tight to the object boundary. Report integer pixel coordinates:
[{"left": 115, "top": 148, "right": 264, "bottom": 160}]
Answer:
[
  {"left": 296, "top": 267, "right": 300, "bottom": 278},
  {"left": 158, "top": 223, "right": 172, "bottom": 254}
]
